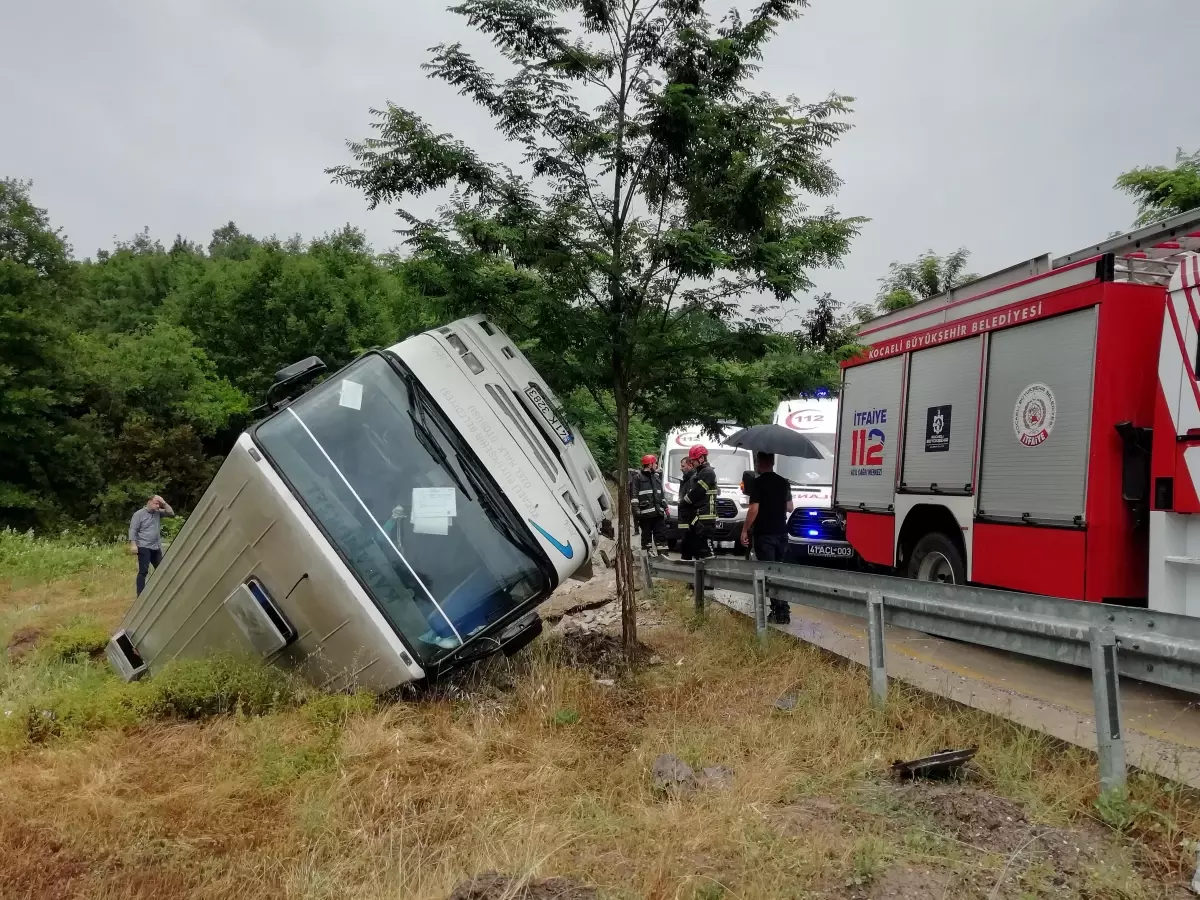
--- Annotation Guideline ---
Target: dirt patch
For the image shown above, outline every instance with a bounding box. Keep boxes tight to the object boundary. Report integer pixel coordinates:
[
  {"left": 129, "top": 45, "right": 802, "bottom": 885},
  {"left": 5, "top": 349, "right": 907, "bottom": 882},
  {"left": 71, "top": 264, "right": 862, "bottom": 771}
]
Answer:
[
  {"left": 445, "top": 872, "right": 598, "bottom": 900},
  {"left": 554, "top": 628, "right": 652, "bottom": 677},
  {"left": 0, "top": 821, "right": 95, "bottom": 900},
  {"left": 765, "top": 796, "right": 861, "bottom": 843},
  {"left": 916, "top": 786, "right": 1108, "bottom": 874},
  {"left": 854, "top": 866, "right": 954, "bottom": 900},
  {"left": 3, "top": 625, "right": 43, "bottom": 663}
]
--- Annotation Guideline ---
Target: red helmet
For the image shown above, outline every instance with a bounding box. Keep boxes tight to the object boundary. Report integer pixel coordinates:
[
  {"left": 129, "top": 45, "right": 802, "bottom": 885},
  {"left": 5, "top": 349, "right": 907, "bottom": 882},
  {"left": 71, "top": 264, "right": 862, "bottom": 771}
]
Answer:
[
  {"left": 688, "top": 444, "right": 708, "bottom": 461},
  {"left": 641, "top": 454, "right": 657, "bottom": 467}
]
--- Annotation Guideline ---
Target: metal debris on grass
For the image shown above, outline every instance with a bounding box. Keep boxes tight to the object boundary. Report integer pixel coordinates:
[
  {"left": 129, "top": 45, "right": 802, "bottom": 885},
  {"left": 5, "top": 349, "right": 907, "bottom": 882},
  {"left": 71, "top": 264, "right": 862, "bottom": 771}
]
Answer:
[{"left": 890, "top": 747, "right": 977, "bottom": 781}]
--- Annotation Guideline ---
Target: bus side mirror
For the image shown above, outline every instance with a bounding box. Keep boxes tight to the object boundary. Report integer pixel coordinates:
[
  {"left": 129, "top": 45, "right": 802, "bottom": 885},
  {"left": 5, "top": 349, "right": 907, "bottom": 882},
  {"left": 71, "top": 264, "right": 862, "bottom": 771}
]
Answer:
[{"left": 264, "top": 356, "right": 327, "bottom": 412}]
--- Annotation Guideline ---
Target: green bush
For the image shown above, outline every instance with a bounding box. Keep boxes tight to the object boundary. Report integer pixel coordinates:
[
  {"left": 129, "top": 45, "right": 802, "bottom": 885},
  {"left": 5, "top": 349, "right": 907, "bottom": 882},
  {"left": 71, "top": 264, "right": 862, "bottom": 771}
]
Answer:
[
  {"left": 2, "top": 653, "right": 313, "bottom": 745},
  {"left": 301, "top": 690, "right": 377, "bottom": 728},
  {"left": 38, "top": 620, "right": 110, "bottom": 663},
  {"left": 147, "top": 654, "right": 307, "bottom": 719}
]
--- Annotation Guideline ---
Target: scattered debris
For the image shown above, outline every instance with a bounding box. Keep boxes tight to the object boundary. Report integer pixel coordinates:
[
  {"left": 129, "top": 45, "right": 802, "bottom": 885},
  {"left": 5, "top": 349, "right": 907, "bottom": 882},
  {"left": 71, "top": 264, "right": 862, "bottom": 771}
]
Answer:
[
  {"left": 593, "top": 678, "right": 615, "bottom": 688},
  {"left": 697, "top": 765, "right": 736, "bottom": 791},
  {"left": 651, "top": 753, "right": 698, "bottom": 795},
  {"left": 890, "top": 747, "right": 976, "bottom": 781},
  {"left": 773, "top": 692, "right": 798, "bottom": 712},
  {"left": 445, "top": 872, "right": 598, "bottom": 900},
  {"left": 552, "top": 597, "right": 664, "bottom": 635}
]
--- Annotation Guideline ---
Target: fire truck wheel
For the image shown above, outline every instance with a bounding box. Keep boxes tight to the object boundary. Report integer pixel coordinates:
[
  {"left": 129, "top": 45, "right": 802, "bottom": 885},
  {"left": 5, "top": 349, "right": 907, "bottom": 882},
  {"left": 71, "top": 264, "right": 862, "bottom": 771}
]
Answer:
[{"left": 906, "top": 532, "right": 965, "bottom": 585}]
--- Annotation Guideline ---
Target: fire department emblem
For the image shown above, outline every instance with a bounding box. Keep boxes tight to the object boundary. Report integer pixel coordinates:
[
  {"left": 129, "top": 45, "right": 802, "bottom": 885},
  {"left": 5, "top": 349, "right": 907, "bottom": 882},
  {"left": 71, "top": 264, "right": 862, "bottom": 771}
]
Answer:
[{"left": 1013, "top": 383, "right": 1056, "bottom": 447}]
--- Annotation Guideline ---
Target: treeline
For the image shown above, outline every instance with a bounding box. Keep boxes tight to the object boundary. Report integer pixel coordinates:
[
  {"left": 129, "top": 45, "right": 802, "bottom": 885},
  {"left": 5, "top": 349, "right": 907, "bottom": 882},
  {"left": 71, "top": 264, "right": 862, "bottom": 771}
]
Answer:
[{"left": 1, "top": 178, "right": 851, "bottom": 532}]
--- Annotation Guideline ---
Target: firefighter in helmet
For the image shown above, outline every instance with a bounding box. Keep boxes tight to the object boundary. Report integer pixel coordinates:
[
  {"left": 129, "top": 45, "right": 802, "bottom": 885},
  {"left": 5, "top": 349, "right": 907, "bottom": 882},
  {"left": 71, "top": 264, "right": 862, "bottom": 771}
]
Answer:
[
  {"left": 633, "top": 454, "right": 667, "bottom": 555},
  {"left": 679, "top": 444, "right": 717, "bottom": 561}
]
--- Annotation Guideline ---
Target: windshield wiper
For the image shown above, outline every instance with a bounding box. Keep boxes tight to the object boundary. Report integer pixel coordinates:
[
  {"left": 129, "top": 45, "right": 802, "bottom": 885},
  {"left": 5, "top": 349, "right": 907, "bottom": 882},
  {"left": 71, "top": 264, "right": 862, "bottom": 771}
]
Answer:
[
  {"left": 456, "top": 453, "right": 543, "bottom": 562},
  {"left": 407, "top": 411, "right": 473, "bottom": 502}
]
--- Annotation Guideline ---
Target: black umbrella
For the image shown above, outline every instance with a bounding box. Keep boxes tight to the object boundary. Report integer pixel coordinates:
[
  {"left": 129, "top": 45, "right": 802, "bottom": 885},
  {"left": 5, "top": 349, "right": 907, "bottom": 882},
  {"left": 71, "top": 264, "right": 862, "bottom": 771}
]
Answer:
[{"left": 722, "top": 424, "right": 823, "bottom": 459}]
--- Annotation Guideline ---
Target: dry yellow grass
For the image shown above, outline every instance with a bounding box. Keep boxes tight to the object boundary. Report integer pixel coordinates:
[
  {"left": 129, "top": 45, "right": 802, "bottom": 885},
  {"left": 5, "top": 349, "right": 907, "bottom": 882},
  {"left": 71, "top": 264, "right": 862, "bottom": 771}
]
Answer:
[{"left": 2, "top": 546, "right": 1200, "bottom": 899}]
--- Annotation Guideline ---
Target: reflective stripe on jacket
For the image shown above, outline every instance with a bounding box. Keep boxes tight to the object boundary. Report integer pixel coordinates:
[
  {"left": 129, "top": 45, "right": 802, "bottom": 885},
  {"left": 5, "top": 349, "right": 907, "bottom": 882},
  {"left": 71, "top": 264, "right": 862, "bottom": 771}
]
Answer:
[
  {"left": 682, "top": 463, "right": 718, "bottom": 526},
  {"left": 635, "top": 469, "right": 664, "bottom": 518}
]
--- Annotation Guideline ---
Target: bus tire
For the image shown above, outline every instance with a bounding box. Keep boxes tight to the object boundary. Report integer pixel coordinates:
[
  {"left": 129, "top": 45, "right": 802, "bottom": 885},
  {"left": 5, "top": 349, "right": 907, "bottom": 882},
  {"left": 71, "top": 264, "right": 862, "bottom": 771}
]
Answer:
[{"left": 906, "top": 532, "right": 965, "bottom": 585}]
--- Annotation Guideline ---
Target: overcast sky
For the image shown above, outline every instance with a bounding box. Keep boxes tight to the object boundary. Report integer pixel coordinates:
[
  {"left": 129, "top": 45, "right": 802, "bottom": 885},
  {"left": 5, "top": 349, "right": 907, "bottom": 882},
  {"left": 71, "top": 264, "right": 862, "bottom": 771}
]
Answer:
[{"left": 4, "top": 0, "right": 1198, "bottom": 315}]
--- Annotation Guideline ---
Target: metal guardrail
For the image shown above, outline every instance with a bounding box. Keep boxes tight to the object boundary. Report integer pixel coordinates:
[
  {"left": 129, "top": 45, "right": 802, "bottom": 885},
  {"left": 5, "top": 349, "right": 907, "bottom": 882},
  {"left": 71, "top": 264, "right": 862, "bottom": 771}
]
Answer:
[{"left": 642, "top": 555, "right": 1200, "bottom": 791}]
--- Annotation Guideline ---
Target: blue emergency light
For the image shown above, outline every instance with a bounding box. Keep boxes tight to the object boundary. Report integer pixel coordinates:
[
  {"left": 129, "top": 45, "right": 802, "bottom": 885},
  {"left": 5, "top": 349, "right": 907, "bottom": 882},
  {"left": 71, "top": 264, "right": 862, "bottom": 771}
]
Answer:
[{"left": 808, "top": 529, "right": 819, "bottom": 537}]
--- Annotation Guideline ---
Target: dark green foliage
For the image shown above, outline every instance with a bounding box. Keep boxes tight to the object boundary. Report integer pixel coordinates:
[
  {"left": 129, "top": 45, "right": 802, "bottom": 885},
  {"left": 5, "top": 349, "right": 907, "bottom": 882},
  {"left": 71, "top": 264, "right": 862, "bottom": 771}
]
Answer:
[{"left": 0, "top": 183, "right": 444, "bottom": 531}]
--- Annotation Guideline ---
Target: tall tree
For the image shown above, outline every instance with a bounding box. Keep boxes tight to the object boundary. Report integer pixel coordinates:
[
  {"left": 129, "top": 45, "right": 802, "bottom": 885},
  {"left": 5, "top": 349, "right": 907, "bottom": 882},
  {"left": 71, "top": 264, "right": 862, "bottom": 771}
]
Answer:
[
  {"left": 0, "top": 179, "right": 77, "bottom": 523},
  {"left": 876, "top": 248, "right": 975, "bottom": 313},
  {"left": 1115, "top": 148, "right": 1200, "bottom": 227},
  {"left": 330, "top": 0, "right": 862, "bottom": 658}
]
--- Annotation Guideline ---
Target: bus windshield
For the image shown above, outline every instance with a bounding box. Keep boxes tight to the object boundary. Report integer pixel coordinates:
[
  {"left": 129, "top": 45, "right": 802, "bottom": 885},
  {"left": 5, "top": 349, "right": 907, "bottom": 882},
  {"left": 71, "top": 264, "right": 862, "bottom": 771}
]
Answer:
[
  {"left": 254, "top": 353, "right": 549, "bottom": 666},
  {"left": 774, "top": 434, "right": 836, "bottom": 486}
]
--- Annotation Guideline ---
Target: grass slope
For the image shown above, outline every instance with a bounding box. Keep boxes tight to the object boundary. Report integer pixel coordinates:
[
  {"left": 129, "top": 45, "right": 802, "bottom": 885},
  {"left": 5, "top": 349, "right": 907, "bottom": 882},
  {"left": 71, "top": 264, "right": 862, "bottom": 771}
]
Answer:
[{"left": 1, "top": 535, "right": 1198, "bottom": 899}]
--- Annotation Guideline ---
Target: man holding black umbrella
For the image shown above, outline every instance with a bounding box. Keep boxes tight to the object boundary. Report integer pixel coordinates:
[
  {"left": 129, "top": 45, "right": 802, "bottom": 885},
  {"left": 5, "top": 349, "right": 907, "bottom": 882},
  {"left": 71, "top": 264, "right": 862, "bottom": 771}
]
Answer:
[{"left": 740, "top": 451, "right": 793, "bottom": 623}]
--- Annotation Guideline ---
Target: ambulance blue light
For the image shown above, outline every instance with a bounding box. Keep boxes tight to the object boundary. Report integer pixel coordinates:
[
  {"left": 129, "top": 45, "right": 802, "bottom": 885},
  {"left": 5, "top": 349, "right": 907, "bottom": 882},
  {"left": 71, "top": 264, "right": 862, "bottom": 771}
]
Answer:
[
  {"left": 808, "top": 529, "right": 819, "bottom": 537},
  {"left": 807, "top": 510, "right": 819, "bottom": 517},
  {"left": 815, "top": 387, "right": 829, "bottom": 398}
]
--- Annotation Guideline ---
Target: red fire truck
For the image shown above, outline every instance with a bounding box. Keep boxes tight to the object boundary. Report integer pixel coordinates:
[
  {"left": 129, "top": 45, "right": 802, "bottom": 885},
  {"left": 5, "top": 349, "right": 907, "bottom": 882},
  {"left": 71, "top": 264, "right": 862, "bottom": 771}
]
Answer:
[{"left": 833, "top": 211, "right": 1200, "bottom": 616}]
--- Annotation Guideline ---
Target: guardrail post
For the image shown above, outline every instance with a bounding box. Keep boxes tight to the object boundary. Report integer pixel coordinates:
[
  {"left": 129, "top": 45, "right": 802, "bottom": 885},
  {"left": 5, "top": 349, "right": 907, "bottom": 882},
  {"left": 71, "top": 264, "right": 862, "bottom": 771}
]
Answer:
[
  {"left": 1089, "top": 627, "right": 1127, "bottom": 793},
  {"left": 753, "top": 570, "right": 768, "bottom": 640},
  {"left": 641, "top": 552, "right": 654, "bottom": 593},
  {"left": 866, "top": 590, "right": 888, "bottom": 708},
  {"left": 693, "top": 558, "right": 706, "bottom": 613}
]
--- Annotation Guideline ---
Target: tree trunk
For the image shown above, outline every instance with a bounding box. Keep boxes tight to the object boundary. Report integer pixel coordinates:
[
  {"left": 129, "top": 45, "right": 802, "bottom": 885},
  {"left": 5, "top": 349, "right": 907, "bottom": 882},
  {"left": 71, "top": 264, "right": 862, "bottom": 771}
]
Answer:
[{"left": 613, "top": 380, "right": 638, "bottom": 661}]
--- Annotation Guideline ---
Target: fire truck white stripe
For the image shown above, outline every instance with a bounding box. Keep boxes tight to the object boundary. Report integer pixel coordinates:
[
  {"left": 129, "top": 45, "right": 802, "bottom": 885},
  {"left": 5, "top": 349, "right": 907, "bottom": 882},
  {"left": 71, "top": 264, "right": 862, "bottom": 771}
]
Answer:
[{"left": 1159, "top": 315, "right": 1184, "bottom": 430}]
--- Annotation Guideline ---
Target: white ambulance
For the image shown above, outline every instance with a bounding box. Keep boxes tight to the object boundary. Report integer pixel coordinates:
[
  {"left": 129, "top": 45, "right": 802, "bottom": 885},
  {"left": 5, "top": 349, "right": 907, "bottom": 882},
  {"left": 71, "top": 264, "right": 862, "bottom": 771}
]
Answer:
[
  {"left": 660, "top": 424, "right": 753, "bottom": 548},
  {"left": 773, "top": 392, "right": 854, "bottom": 562}
]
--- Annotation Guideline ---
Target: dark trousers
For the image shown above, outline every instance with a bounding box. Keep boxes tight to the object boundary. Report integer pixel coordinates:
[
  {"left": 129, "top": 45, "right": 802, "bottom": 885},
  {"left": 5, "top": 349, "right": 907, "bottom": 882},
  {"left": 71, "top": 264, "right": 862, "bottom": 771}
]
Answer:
[
  {"left": 638, "top": 514, "right": 666, "bottom": 549},
  {"left": 753, "top": 534, "right": 790, "bottom": 618},
  {"left": 680, "top": 528, "right": 713, "bottom": 561},
  {"left": 136, "top": 546, "right": 162, "bottom": 595},
  {"left": 753, "top": 533, "right": 789, "bottom": 563}
]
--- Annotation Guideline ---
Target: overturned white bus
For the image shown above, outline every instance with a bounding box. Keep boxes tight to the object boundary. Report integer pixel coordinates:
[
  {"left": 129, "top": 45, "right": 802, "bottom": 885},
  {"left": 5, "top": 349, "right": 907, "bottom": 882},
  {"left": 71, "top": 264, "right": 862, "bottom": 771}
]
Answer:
[{"left": 107, "top": 315, "right": 611, "bottom": 691}]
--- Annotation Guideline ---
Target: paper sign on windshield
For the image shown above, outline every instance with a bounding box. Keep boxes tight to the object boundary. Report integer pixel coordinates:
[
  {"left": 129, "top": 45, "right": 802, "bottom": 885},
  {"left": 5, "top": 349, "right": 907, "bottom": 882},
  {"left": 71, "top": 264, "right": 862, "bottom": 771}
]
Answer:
[
  {"left": 339, "top": 380, "right": 363, "bottom": 411},
  {"left": 411, "top": 487, "right": 456, "bottom": 535}
]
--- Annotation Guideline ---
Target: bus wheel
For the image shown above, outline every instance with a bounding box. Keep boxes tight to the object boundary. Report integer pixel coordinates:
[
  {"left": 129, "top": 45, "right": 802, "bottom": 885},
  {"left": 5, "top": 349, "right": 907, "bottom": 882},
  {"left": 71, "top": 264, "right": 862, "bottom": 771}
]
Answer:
[{"left": 906, "top": 532, "right": 965, "bottom": 585}]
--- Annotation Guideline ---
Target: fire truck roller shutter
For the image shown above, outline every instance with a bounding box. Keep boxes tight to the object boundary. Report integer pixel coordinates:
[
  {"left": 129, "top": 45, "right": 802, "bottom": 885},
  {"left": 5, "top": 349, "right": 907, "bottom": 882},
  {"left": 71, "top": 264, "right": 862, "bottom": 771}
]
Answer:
[
  {"left": 835, "top": 355, "right": 904, "bottom": 511},
  {"left": 977, "top": 306, "right": 1098, "bottom": 523},
  {"left": 901, "top": 337, "right": 982, "bottom": 493}
]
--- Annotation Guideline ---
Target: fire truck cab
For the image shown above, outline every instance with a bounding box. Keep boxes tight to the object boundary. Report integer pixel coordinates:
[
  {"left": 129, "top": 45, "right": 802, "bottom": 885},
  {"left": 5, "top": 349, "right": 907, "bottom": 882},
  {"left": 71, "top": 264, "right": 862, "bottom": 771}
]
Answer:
[{"left": 834, "top": 211, "right": 1200, "bottom": 616}]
